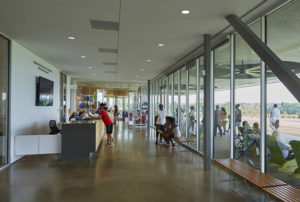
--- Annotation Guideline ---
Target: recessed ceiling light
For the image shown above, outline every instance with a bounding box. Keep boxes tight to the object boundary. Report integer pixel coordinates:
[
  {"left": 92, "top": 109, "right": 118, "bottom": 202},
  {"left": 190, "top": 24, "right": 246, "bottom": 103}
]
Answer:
[
  {"left": 88, "top": 66, "right": 93, "bottom": 69},
  {"left": 181, "top": 10, "right": 190, "bottom": 14},
  {"left": 68, "top": 36, "right": 76, "bottom": 40},
  {"left": 136, "top": 75, "right": 140, "bottom": 78},
  {"left": 140, "top": 68, "right": 144, "bottom": 72},
  {"left": 81, "top": 55, "right": 86, "bottom": 58},
  {"left": 146, "top": 59, "right": 151, "bottom": 62},
  {"left": 158, "top": 43, "right": 164, "bottom": 47},
  {"left": 93, "top": 74, "right": 96, "bottom": 76}
]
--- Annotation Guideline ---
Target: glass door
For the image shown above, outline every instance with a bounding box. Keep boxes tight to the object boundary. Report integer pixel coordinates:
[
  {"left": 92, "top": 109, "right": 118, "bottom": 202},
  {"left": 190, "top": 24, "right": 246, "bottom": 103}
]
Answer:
[{"left": 0, "top": 35, "right": 9, "bottom": 167}]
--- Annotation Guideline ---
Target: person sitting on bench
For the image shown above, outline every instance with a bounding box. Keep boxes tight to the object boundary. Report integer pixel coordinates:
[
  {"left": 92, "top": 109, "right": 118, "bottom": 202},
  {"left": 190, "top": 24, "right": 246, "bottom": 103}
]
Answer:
[
  {"left": 163, "top": 117, "right": 181, "bottom": 148},
  {"left": 272, "top": 120, "right": 294, "bottom": 160}
]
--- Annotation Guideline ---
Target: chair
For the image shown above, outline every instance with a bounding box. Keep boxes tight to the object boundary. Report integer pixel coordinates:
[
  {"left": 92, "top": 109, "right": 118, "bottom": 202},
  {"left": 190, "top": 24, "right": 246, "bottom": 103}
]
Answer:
[
  {"left": 289, "top": 140, "right": 300, "bottom": 178},
  {"left": 267, "top": 135, "right": 297, "bottom": 173},
  {"left": 49, "top": 120, "right": 61, "bottom": 134}
]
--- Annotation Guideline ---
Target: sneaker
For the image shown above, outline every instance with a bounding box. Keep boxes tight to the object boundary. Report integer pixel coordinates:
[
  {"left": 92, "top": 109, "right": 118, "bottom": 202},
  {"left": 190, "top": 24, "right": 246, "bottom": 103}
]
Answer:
[
  {"left": 166, "top": 144, "right": 170, "bottom": 148},
  {"left": 159, "top": 141, "right": 164, "bottom": 145},
  {"left": 155, "top": 140, "right": 158, "bottom": 144},
  {"left": 172, "top": 143, "right": 175, "bottom": 147}
]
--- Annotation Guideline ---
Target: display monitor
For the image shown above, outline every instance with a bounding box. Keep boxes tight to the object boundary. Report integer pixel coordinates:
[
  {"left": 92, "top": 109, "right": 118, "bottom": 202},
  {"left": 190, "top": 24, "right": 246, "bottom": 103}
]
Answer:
[{"left": 36, "top": 76, "right": 54, "bottom": 106}]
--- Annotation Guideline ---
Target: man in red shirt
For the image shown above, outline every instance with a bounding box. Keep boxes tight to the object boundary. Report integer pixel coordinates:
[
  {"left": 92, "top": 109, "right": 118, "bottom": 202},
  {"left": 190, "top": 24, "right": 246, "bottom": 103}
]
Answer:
[{"left": 98, "top": 103, "right": 114, "bottom": 146}]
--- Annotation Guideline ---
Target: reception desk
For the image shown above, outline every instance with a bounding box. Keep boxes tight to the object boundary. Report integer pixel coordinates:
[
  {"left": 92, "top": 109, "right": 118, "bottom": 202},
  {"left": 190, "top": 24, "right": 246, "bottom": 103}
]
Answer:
[{"left": 61, "top": 120, "right": 105, "bottom": 161}]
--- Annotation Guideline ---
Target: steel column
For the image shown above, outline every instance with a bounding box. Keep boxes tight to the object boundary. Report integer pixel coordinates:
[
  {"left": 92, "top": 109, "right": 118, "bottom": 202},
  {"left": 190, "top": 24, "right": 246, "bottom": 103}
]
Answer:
[
  {"left": 230, "top": 34, "right": 235, "bottom": 159},
  {"left": 204, "top": 34, "right": 212, "bottom": 170},
  {"left": 171, "top": 74, "right": 174, "bottom": 117},
  {"left": 196, "top": 58, "right": 201, "bottom": 151},
  {"left": 178, "top": 70, "right": 181, "bottom": 129},
  {"left": 147, "top": 80, "right": 151, "bottom": 130},
  {"left": 260, "top": 16, "right": 266, "bottom": 173}
]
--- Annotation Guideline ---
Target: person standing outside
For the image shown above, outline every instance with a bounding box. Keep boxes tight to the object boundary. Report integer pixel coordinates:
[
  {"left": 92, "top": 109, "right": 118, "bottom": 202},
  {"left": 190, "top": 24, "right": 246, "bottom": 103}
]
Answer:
[
  {"left": 155, "top": 104, "right": 167, "bottom": 144},
  {"left": 270, "top": 104, "right": 280, "bottom": 130},
  {"left": 189, "top": 106, "right": 196, "bottom": 135},
  {"left": 215, "top": 105, "right": 222, "bottom": 136},
  {"left": 99, "top": 103, "right": 114, "bottom": 146},
  {"left": 221, "top": 107, "right": 228, "bottom": 135},
  {"left": 235, "top": 104, "right": 242, "bottom": 128}
]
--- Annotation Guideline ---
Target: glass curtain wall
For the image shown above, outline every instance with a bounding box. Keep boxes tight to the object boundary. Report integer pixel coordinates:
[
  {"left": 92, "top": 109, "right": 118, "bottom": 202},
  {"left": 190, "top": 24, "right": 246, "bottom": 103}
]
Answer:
[
  {"left": 234, "top": 21, "right": 261, "bottom": 169},
  {"left": 168, "top": 74, "right": 173, "bottom": 116},
  {"left": 187, "top": 60, "right": 197, "bottom": 149},
  {"left": 153, "top": 81, "right": 157, "bottom": 113},
  {"left": 0, "top": 35, "right": 8, "bottom": 167},
  {"left": 199, "top": 57, "right": 205, "bottom": 153},
  {"left": 117, "top": 97, "right": 123, "bottom": 112},
  {"left": 150, "top": 83, "right": 154, "bottom": 126},
  {"left": 180, "top": 67, "right": 187, "bottom": 137},
  {"left": 266, "top": 1, "right": 300, "bottom": 189},
  {"left": 124, "top": 97, "right": 128, "bottom": 111},
  {"left": 161, "top": 77, "right": 167, "bottom": 108},
  {"left": 213, "top": 41, "right": 231, "bottom": 159},
  {"left": 173, "top": 70, "right": 179, "bottom": 123}
]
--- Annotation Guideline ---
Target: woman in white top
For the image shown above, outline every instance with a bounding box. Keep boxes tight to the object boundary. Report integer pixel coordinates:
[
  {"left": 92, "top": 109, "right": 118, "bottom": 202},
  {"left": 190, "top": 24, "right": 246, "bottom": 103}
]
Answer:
[{"left": 270, "top": 104, "right": 280, "bottom": 130}]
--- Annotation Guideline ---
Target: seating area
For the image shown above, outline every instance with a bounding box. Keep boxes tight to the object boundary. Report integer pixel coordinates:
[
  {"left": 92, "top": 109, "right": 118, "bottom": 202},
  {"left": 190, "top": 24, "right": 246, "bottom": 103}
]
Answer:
[
  {"left": 267, "top": 136, "right": 300, "bottom": 179},
  {"left": 214, "top": 159, "right": 300, "bottom": 202}
]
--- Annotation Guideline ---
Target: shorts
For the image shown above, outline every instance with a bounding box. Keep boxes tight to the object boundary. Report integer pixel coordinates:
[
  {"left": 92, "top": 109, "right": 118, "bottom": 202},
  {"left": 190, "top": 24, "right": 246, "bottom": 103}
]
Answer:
[
  {"left": 106, "top": 124, "right": 113, "bottom": 134},
  {"left": 156, "top": 124, "right": 165, "bottom": 131},
  {"left": 169, "top": 134, "right": 175, "bottom": 139}
]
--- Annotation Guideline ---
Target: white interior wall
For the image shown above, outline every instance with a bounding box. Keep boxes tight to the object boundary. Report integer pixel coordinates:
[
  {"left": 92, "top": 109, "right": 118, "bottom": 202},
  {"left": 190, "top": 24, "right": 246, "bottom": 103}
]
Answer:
[{"left": 10, "top": 41, "right": 64, "bottom": 163}]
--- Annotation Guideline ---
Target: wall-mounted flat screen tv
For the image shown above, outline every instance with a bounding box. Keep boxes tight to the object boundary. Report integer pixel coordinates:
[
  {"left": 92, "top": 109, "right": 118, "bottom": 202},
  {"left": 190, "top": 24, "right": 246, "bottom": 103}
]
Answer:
[{"left": 36, "top": 76, "right": 54, "bottom": 106}]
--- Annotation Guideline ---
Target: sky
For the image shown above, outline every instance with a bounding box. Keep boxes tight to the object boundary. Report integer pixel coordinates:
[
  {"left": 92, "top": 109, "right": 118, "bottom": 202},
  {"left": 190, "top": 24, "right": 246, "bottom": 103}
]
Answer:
[{"left": 214, "top": 81, "right": 298, "bottom": 104}]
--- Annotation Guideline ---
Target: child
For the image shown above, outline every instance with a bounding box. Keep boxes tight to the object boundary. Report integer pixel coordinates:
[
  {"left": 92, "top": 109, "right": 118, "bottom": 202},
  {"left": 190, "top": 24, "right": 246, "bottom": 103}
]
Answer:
[{"left": 99, "top": 103, "right": 114, "bottom": 146}]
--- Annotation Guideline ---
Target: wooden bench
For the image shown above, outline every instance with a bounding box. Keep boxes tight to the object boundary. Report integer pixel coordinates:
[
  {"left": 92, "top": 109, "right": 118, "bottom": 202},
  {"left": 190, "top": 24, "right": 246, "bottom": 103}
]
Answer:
[
  {"left": 263, "top": 185, "right": 300, "bottom": 202},
  {"left": 214, "top": 159, "right": 300, "bottom": 201}
]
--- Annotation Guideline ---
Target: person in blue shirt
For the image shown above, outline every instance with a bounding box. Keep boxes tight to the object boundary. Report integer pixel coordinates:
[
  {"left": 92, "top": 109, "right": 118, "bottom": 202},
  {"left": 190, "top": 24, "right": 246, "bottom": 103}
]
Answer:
[{"left": 76, "top": 111, "right": 85, "bottom": 120}]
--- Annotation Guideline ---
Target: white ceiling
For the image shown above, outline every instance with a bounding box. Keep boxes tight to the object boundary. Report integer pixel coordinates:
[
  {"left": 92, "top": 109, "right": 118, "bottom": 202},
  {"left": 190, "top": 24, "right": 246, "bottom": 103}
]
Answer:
[{"left": 0, "top": 0, "right": 264, "bottom": 84}]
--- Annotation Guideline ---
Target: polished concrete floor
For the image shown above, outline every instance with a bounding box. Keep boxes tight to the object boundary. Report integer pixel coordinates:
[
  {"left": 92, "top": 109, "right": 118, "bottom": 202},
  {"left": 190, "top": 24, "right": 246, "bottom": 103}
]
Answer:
[{"left": 0, "top": 123, "right": 277, "bottom": 202}]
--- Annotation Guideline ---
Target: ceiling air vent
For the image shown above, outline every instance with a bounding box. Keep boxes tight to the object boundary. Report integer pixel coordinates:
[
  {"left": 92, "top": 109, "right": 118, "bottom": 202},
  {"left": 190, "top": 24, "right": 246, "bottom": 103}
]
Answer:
[
  {"left": 98, "top": 48, "right": 118, "bottom": 53},
  {"left": 90, "top": 20, "right": 119, "bottom": 31},
  {"left": 102, "top": 62, "right": 117, "bottom": 66},
  {"left": 104, "top": 71, "right": 117, "bottom": 74}
]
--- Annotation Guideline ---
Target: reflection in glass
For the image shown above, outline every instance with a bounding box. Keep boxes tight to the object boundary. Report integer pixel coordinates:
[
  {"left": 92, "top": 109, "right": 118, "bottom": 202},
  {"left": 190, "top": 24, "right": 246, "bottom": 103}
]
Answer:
[
  {"left": 124, "top": 97, "right": 128, "bottom": 111},
  {"left": 173, "top": 70, "right": 179, "bottom": 123},
  {"left": 213, "top": 41, "right": 231, "bottom": 159},
  {"left": 266, "top": 1, "right": 300, "bottom": 189},
  {"left": 199, "top": 57, "right": 205, "bottom": 153},
  {"left": 187, "top": 61, "right": 197, "bottom": 149},
  {"left": 168, "top": 74, "right": 173, "bottom": 116},
  {"left": 180, "top": 67, "right": 187, "bottom": 137},
  {"left": 0, "top": 35, "right": 8, "bottom": 167},
  {"left": 234, "top": 21, "right": 261, "bottom": 169}
]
